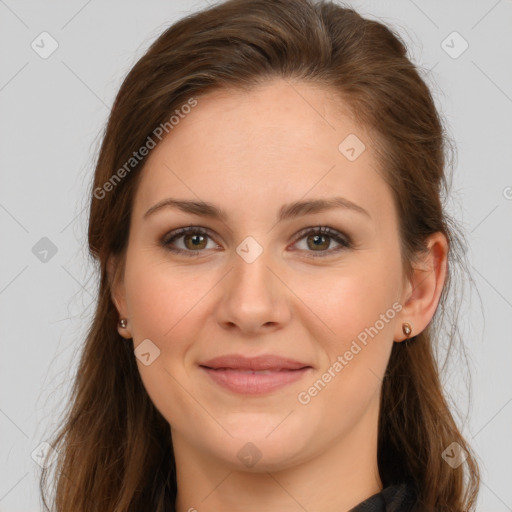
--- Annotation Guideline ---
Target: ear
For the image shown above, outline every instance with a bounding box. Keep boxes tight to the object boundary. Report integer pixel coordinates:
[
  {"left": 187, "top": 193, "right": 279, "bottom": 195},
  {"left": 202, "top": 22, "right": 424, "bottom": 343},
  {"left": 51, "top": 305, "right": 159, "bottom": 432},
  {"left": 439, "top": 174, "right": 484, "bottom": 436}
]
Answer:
[
  {"left": 394, "top": 232, "right": 448, "bottom": 342},
  {"left": 107, "top": 254, "right": 131, "bottom": 339}
]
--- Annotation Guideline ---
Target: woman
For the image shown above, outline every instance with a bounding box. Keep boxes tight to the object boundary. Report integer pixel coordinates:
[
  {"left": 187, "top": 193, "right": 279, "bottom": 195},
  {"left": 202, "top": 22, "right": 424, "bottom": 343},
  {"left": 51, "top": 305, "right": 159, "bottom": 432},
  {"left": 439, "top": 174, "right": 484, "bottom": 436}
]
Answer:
[{"left": 39, "top": 0, "right": 481, "bottom": 510}]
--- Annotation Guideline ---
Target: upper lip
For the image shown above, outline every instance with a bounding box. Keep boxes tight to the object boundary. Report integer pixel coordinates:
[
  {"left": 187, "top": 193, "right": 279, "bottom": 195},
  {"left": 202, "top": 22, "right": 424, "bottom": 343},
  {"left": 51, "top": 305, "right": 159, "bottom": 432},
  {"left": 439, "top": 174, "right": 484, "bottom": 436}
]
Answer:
[{"left": 199, "top": 354, "right": 311, "bottom": 371}]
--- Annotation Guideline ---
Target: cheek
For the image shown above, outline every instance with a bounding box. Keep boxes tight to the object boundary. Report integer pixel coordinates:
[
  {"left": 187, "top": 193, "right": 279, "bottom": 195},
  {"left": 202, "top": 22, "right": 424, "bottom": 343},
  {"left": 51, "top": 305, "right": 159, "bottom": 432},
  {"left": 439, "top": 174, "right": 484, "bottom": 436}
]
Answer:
[
  {"left": 294, "top": 260, "right": 401, "bottom": 406},
  {"left": 122, "top": 253, "right": 220, "bottom": 380},
  {"left": 294, "top": 269, "right": 399, "bottom": 428},
  {"left": 124, "top": 250, "right": 206, "bottom": 341},
  {"left": 122, "top": 256, "right": 208, "bottom": 423},
  {"left": 125, "top": 268, "right": 172, "bottom": 340},
  {"left": 295, "top": 259, "right": 400, "bottom": 341}
]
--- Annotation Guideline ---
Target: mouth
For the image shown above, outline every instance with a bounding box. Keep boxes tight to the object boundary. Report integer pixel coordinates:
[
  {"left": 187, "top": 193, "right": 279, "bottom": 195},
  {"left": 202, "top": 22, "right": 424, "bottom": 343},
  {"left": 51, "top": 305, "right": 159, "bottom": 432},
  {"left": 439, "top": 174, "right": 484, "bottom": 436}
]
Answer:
[
  {"left": 200, "top": 366, "right": 312, "bottom": 395},
  {"left": 198, "top": 354, "right": 313, "bottom": 395}
]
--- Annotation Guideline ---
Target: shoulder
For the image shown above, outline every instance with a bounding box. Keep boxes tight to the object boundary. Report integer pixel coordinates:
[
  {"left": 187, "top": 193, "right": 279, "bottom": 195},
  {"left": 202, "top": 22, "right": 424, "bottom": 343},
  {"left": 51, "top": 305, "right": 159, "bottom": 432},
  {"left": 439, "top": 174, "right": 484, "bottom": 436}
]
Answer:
[{"left": 349, "top": 481, "right": 418, "bottom": 512}]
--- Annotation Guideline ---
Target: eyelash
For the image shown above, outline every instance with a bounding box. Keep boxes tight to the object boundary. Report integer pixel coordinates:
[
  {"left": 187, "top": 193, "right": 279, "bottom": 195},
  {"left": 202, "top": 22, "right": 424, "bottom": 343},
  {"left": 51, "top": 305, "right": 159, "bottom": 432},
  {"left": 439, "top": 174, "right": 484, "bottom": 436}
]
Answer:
[{"left": 160, "top": 226, "right": 352, "bottom": 258}]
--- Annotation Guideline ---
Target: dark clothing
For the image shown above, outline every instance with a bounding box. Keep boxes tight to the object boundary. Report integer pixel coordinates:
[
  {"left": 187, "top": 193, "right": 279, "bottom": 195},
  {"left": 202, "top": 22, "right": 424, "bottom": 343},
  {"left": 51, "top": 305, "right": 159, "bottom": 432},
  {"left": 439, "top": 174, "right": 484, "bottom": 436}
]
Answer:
[{"left": 349, "top": 482, "right": 419, "bottom": 512}]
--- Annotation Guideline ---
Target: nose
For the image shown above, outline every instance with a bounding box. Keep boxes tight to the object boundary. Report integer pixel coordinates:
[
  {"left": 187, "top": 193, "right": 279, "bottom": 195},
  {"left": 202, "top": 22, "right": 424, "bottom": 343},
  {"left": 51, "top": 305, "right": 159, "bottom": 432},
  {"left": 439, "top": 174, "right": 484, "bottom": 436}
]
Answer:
[{"left": 214, "top": 245, "right": 292, "bottom": 335}]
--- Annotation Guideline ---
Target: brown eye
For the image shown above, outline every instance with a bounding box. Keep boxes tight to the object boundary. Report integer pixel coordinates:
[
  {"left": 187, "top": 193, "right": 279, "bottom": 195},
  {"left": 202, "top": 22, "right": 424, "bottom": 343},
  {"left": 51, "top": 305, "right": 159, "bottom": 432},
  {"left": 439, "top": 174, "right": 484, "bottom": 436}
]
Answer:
[
  {"left": 306, "top": 233, "right": 331, "bottom": 251},
  {"left": 162, "top": 227, "right": 218, "bottom": 256},
  {"left": 292, "top": 226, "right": 351, "bottom": 257},
  {"left": 183, "top": 232, "right": 208, "bottom": 250}
]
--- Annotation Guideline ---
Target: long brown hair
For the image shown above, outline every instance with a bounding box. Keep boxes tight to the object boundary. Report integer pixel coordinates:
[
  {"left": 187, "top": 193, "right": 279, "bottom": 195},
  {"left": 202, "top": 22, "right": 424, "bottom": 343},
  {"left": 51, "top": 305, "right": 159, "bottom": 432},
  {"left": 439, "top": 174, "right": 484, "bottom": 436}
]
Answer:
[{"left": 39, "top": 0, "right": 481, "bottom": 510}]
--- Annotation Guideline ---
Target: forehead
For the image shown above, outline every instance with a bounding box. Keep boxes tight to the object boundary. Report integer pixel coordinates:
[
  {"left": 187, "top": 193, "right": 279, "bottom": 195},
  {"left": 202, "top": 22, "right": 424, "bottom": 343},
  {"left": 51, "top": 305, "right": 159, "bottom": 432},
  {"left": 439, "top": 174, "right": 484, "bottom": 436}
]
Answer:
[{"left": 132, "top": 78, "right": 394, "bottom": 227}]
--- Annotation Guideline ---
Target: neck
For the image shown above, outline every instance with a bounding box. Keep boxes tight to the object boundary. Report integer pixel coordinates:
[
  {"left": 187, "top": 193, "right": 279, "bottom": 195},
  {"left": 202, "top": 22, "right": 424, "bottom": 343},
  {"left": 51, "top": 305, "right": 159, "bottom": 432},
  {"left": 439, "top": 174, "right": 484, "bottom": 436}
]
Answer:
[{"left": 173, "top": 398, "right": 383, "bottom": 512}]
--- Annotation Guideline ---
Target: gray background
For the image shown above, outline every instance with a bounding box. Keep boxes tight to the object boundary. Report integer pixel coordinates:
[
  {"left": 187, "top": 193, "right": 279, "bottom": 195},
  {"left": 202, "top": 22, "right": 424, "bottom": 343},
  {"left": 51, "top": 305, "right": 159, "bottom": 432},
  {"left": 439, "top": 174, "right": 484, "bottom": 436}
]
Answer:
[{"left": 1, "top": 0, "right": 511, "bottom": 510}]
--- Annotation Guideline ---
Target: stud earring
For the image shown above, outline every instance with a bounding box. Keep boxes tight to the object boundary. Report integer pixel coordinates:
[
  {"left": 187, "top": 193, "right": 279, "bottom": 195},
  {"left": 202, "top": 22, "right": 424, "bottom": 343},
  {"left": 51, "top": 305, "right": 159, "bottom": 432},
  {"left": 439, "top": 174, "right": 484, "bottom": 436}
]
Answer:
[
  {"left": 402, "top": 322, "right": 412, "bottom": 338},
  {"left": 119, "top": 318, "right": 128, "bottom": 329}
]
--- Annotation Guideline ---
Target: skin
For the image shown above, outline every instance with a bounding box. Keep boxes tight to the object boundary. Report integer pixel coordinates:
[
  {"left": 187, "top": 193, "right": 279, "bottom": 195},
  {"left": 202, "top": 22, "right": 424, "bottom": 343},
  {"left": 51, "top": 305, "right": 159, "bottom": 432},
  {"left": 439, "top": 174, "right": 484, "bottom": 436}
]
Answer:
[{"left": 109, "top": 78, "right": 448, "bottom": 512}]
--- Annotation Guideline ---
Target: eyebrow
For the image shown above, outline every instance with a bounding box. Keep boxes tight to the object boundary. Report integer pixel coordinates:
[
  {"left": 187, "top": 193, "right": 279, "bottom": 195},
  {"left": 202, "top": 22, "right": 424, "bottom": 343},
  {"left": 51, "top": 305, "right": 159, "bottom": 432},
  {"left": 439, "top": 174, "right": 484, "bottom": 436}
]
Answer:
[{"left": 143, "top": 196, "right": 371, "bottom": 222}]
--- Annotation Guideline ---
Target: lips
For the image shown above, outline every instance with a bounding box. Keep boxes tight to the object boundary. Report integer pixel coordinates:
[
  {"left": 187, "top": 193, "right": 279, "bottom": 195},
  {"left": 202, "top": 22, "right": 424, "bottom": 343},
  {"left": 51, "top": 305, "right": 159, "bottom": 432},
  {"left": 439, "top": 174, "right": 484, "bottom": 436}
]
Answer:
[
  {"left": 199, "top": 354, "right": 312, "bottom": 395},
  {"left": 199, "top": 354, "right": 310, "bottom": 371}
]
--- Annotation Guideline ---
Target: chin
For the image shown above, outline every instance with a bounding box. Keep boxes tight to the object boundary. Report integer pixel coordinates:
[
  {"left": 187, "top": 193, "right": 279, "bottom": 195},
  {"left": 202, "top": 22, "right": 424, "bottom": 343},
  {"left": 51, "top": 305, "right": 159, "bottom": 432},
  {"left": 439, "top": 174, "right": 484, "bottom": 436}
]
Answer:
[{"left": 199, "top": 421, "right": 314, "bottom": 473}]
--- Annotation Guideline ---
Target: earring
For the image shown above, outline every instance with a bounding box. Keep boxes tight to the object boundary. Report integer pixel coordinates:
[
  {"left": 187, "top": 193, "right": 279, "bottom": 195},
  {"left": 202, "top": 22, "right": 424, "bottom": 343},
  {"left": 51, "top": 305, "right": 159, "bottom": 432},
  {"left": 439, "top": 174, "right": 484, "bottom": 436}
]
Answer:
[
  {"left": 402, "top": 322, "right": 412, "bottom": 338},
  {"left": 119, "top": 318, "right": 128, "bottom": 329}
]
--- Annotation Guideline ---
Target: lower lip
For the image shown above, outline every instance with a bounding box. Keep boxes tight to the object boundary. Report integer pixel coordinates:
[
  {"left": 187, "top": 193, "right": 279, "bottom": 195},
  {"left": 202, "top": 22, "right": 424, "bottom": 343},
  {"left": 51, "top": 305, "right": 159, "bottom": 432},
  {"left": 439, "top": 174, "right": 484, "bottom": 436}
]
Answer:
[{"left": 201, "top": 367, "right": 312, "bottom": 395}]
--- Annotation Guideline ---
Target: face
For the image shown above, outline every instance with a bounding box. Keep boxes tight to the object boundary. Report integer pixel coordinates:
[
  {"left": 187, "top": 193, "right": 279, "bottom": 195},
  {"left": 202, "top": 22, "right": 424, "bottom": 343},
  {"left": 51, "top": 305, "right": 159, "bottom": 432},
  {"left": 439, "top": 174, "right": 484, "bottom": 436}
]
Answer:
[{"left": 111, "top": 78, "right": 410, "bottom": 472}]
